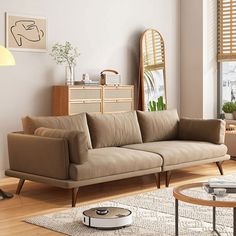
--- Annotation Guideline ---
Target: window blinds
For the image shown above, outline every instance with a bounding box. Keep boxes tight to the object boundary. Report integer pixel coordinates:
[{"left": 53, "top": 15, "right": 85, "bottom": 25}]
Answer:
[{"left": 218, "top": 0, "right": 236, "bottom": 61}]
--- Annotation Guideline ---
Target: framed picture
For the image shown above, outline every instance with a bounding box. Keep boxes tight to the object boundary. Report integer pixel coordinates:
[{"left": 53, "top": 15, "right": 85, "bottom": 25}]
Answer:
[{"left": 5, "top": 13, "right": 47, "bottom": 52}]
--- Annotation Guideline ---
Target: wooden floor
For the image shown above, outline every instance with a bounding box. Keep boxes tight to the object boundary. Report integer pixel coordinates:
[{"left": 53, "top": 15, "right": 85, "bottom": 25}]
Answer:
[{"left": 0, "top": 160, "right": 235, "bottom": 235}]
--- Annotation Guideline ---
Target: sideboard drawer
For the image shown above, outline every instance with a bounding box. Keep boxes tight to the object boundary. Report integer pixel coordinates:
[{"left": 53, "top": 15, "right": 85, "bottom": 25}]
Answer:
[
  {"left": 69, "top": 101, "right": 102, "bottom": 114},
  {"left": 103, "top": 100, "right": 133, "bottom": 113},
  {"left": 52, "top": 85, "right": 134, "bottom": 115},
  {"left": 69, "top": 88, "right": 102, "bottom": 100},
  {"left": 103, "top": 87, "right": 133, "bottom": 99}
]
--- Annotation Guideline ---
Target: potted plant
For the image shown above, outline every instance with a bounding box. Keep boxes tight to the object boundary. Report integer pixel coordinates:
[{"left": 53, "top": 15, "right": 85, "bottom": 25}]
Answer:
[
  {"left": 50, "top": 42, "right": 80, "bottom": 85},
  {"left": 148, "top": 96, "right": 166, "bottom": 112},
  {"left": 222, "top": 102, "right": 236, "bottom": 120}
]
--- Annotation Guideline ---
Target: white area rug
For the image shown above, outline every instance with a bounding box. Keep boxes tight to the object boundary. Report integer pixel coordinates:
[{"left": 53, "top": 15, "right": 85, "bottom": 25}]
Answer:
[{"left": 25, "top": 187, "right": 234, "bottom": 236}]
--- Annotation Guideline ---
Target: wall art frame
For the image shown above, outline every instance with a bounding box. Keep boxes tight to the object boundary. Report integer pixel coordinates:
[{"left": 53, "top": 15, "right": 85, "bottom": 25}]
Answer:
[{"left": 5, "top": 12, "right": 47, "bottom": 52}]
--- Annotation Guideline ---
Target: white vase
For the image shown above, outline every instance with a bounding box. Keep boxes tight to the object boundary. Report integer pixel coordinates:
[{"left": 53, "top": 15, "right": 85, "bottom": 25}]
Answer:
[
  {"left": 65, "top": 66, "right": 75, "bottom": 85},
  {"left": 224, "top": 113, "right": 233, "bottom": 120}
]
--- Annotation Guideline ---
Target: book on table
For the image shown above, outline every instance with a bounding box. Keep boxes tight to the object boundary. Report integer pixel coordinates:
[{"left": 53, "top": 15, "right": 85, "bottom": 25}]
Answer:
[
  {"left": 208, "top": 175, "right": 236, "bottom": 188},
  {"left": 204, "top": 184, "right": 236, "bottom": 194}
]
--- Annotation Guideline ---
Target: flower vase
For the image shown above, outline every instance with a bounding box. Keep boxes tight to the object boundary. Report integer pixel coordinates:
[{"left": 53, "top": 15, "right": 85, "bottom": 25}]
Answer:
[{"left": 65, "top": 66, "right": 75, "bottom": 85}]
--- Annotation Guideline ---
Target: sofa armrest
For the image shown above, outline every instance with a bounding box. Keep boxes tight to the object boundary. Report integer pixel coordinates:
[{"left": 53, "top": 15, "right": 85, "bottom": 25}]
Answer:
[
  {"left": 7, "top": 133, "right": 70, "bottom": 180},
  {"left": 178, "top": 118, "right": 226, "bottom": 144}
]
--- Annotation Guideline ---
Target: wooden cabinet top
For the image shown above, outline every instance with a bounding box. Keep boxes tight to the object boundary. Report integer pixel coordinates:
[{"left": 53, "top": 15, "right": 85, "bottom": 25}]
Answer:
[{"left": 53, "top": 85, "right": 134, "bottom": 88}]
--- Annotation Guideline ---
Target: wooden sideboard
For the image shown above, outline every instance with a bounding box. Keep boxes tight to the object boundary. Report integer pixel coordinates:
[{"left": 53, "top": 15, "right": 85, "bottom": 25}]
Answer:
[{"left": 52, "top": 85, "right": 134, "bottom": 115}]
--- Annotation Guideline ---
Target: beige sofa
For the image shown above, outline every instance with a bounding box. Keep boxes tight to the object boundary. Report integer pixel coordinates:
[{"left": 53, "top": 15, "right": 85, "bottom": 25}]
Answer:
[{"left": 5, "top": 110, "right": 230, "bottom": 207}]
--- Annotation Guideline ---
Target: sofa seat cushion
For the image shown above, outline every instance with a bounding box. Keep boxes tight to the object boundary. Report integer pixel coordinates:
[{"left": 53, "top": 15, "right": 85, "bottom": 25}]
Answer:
[
  {"left": 69, "top": 147, "right": 163, "bottom": 181},
  {"left": 123, "top": 141, "right": 228, "bottom": 168}
]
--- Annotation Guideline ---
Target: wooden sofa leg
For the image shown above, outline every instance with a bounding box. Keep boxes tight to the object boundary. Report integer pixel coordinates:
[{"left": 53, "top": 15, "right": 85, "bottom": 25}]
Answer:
[
  {"left": 154, "top": 173, "right": 161, "bottom": 189},
  {"left": 16, "top": 179, "right": 25, "bottom": 195},
  {"left": 165, "top": 171, "right": 172, "bottom": 187},
  {"left": 72, "top": 187, "right": 79, "bottom": 207},
  {"left": 216, "top": 161, "right": 224, "bottom": 175}
]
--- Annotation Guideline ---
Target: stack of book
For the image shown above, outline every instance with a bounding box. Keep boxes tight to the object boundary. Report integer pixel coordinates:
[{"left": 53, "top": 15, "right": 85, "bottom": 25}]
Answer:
[
  {"left": 74, "top": 80, "right": 100, "bottom": 86},
  {"left": 204, "top": 176, "right": 236, "bottom": 194}
]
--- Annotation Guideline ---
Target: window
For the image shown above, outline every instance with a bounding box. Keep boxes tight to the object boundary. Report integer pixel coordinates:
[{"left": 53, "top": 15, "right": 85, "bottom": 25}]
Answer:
[
  {"left": 218, "top": 0, "right": 236, "bottom": 114},
  {"left": 222, "top": 61, "right": 236, "bottom": 104}
]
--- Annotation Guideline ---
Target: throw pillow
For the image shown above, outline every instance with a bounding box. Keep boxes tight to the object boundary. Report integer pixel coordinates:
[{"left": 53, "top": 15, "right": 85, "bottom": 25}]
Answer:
[
  {"left": 34, "top": 127, "right": 88, "bottom": 164},
  {"left": 22, "top": 113, "right": 92, "bottom": 149},
  {"left": 87, "top": 111, "right": 142, "bottom": 148}
]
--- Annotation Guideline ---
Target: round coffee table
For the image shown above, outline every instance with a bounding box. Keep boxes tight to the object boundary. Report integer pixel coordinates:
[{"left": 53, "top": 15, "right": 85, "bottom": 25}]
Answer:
[{"left": 173, "top": 182, "right": 236, "bottom": 236}]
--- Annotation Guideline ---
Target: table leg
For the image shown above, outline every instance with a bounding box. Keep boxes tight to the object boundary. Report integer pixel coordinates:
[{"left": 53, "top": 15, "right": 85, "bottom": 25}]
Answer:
[
  {"left": 212, "top": 196, "right": 220, "bottom": 236},
  {"left": 213, "top": 195, "right": 216, "bottom": 232},
  {"left": 213, "top": 205, "right": 216, "bottom": 232},
  {"left": 175, "top": 198, "right": 178, "bottom": 236},
  {"left": 234, "top": 208, "right": 236, "bottom": 236}
]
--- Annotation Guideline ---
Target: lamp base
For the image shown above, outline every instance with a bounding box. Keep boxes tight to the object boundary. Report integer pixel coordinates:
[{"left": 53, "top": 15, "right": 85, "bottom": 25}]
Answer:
[{"left": 0, "top": 189, "right": 13, "bottom": 200}]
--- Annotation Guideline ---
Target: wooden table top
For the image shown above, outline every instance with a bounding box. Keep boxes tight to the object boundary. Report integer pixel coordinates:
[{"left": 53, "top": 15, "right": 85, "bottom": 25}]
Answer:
[{"left": 173, "top": 182, "right": 236, "bottom": 208}]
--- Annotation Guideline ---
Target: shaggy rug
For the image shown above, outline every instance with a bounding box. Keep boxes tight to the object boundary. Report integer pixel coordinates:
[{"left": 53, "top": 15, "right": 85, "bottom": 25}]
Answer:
[{"left": 25, "top": 187, "right": 234, "bottom": 236}]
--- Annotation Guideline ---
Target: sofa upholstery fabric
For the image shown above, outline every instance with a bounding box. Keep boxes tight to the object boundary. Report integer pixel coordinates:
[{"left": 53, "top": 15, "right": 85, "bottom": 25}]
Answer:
[
  {"left": 123, "top": 141, "right": 228, "bottom": 167},
  {"left": 178, "top": 118, "right": 226, "bottom": 144},
  {"left": 86, "top": 111, "right": 142, "bottom": 148},
  {"left": 137, "top": 109, "right": 179, "bottom": 142},
  {"left": 34, "top": 127, "right": 88, "bottom": 164},
  {"left": 8, "top": 133, "right": 69, "bottom": 180},
  {"left": 69, "top": 147, "right": 163, "bottom": 180},
  {"left": 6, "top": 111, "right": 231, "bottom": 202},
  {"left": 22, "top": 113, "right": 92, "bottom": 149}
]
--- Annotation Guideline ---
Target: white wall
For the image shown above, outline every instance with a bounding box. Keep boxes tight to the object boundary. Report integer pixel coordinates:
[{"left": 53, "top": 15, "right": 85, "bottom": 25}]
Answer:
[
  {"left": 0, "top": 0, "right": 180, "bottom": 177},
  {"left": 180, "top": 0, "right": 217, "bottom": 119},
  {"left": 180, "top": 0, "right": 203, "bottom": 118},
  {"left": 203, "top": 0, "right": 218, "bottom": 119}
]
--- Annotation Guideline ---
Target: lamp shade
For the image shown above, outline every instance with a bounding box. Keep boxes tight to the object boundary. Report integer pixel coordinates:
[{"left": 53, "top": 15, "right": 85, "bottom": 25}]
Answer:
[{"left": 0, "top": 45, "right": 15, "bottom": 66}]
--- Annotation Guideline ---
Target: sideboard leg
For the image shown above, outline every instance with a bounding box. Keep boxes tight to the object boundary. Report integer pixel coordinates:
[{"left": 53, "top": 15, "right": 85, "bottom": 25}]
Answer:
[
  {"left": 216, "top": 161, "right": 224, "bottom": 175},
  {"left": 72, "top": 187, "right": 79, "bottom": 207},
  {"left": 165, "top": 171, "right": 172, "bottom": 187}
]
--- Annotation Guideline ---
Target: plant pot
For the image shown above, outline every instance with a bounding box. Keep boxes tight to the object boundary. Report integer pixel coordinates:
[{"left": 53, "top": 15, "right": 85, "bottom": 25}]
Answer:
[{"left": 224, "top": 113, "right": 234, "bottom": 120}]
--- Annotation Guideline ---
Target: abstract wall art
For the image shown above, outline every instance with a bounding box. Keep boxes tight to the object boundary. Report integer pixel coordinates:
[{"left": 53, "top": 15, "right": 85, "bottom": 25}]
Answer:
[{"left": 5, "top": 13, "right": 47, "bottom": 52}]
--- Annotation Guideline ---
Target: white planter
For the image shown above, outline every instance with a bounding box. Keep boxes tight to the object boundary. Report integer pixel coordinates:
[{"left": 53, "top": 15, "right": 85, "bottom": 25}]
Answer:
[{"left": 225, "top": 113, "right": 234, "bottom": 120}]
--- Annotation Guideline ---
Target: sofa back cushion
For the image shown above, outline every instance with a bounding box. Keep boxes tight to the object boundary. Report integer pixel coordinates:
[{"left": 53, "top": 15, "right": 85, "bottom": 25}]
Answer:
[
  {"left": 22, "top": 113, "right": 92, "bottom": 149},
  {"left": 178, "top": 118, "right": 226, "bottom": 144},
  {"left": 87, "top": 111, "right": 142, "bottom": 148},
  {"left": 137, "top": 109, "right": 179, "bottom": 142},
  {"left": 34, "top": 127, "right": 88, "bottom": 164}
]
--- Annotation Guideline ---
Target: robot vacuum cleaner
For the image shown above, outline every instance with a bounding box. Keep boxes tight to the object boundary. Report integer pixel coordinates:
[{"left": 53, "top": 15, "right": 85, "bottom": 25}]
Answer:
[{"left": 82, "top": 207, "right": 132, "bottom": 229}]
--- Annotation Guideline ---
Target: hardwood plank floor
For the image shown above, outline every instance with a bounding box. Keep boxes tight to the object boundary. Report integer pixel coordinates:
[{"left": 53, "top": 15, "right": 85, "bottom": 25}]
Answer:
[{"left": 0, "top": 160, "right": 235, "bottom": 235}]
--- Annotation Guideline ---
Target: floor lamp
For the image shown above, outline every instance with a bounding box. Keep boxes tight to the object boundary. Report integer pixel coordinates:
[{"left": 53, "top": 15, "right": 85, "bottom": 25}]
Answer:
[{"left": 0, "top": 45, "right": 15, "bottom": 200}]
